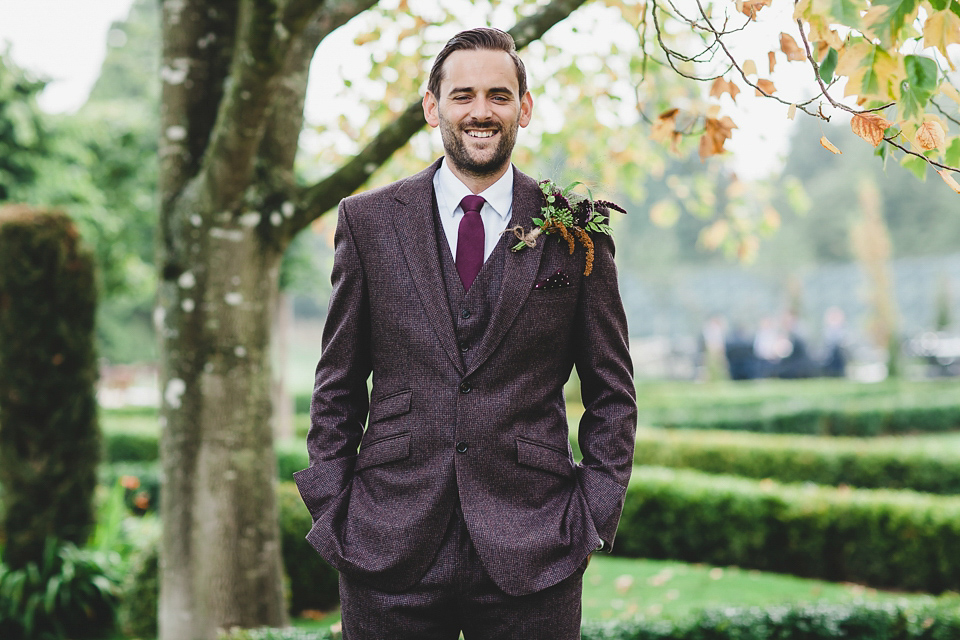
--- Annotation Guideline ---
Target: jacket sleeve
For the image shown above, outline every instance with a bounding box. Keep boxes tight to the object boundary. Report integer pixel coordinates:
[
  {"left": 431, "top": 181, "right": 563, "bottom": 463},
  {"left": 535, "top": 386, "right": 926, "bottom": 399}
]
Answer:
[
  {"left": 573, "top": 234, "right": 637, "bottom": 549},
  {"left": 293, "top": 200, "right": 372, "bottom": 521}
]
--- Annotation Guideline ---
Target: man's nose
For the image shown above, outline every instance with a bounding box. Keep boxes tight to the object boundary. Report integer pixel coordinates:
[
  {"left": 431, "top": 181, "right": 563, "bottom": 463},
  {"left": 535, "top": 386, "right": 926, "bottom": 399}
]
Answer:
[{"left": 470, "top": 97, "right": 493, "bottom": 120}]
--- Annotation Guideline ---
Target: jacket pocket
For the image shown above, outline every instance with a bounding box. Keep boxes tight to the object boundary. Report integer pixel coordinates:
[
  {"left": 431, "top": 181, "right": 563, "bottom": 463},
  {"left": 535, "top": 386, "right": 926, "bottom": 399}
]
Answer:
[
  {"left": 356, "top": 432, "right": 411, "bottom": 471},
  {"left": 369, "top": 389, "right": 412, "bottom": 424},
  {"left": 516, "top": 437, "right": 574, "bottom": 478}
]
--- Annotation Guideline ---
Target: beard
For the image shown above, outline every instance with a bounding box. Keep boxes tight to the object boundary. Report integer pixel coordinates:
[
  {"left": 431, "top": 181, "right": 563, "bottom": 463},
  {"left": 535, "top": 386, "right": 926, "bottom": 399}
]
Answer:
[{"left": 438, "top": 113, "right": 520, "bottom": 179}]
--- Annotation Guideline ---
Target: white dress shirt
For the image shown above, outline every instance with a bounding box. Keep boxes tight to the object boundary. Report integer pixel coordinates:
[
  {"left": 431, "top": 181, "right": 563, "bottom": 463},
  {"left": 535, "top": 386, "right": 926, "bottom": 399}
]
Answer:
[{"left": 433, "top": 158, "right": 513, "bottom": 263}]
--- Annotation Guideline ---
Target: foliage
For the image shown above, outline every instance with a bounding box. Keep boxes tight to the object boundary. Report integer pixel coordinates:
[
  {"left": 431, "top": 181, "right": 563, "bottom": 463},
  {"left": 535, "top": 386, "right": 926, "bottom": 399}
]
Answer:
[
  {"left": 633, "top": 427, "right": 960, "bottom": 494},
  {"left": 276, "top": 483, "right": 340, "bottom": 615},
  {"left": 0, "top": 540, "right": 121, "bottom": 640},
  {"left": 617, "top": 466, "right": 960, "bottom": 592},
  {"left": 0, "top": 207, "right": 100, "bottom": 569},
  {"left": 117, "top": 533, "right": 160, "bottom": 639}
]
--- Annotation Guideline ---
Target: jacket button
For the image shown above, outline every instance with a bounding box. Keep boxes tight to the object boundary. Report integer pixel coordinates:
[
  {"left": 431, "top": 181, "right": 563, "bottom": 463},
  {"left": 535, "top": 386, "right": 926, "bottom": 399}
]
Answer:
[
  {"left": 461, "top": 309, "right": 471, "bottom": 319},
  {"left": 459, "top": 343, "right": 470, "bottom": 352},
  {"left": 456, "top": 441, "right": 469, "bottom": 453},
  {"left": 459, "top": 382, "right": 471, "bottom": 394}
]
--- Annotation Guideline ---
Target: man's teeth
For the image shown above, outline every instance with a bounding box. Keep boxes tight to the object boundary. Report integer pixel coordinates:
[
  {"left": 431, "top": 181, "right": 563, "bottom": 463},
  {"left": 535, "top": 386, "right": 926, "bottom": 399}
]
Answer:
[{"left": 467, "top": 130, "right": 496, "bottom": 138}]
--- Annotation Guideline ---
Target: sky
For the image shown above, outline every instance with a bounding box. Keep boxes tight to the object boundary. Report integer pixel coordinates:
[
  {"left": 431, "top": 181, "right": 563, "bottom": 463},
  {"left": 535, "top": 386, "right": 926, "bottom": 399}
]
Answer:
[{"left": 0, "top": 0, "right": 800, "bottom": 179}]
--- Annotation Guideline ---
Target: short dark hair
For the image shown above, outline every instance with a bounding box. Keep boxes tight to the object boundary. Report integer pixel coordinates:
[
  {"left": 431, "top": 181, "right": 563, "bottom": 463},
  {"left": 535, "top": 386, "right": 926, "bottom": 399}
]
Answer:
[{"left": 427, "top": 28, "right": 528, "bottom": 99}]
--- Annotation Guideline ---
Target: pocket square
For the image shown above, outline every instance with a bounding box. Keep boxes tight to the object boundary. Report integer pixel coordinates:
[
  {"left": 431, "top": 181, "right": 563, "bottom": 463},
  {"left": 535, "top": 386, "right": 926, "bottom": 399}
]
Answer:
[{"left": 534, "top": 269, "right": 571, "bottom": 290}]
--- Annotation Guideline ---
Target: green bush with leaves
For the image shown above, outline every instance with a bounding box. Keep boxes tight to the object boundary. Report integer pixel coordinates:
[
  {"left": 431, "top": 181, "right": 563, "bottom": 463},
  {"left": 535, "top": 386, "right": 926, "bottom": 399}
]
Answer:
[
  {"left": 117, "top": 538, "right": 159, "bottom": 639},
  {"left": 276, "top": 482, "right": 339, "bottom": 615},
  {"left": 0, "top": 207, "right": 100, "bottom": 569},
  {"left": 0, "top": 540, "right": 120, "bottom": 640},
  {"left": 616, "top": 466, "right": 960, "bottom": 593},
  {"left": 632, "top": 427, "right": 960, "bottom": 494}
]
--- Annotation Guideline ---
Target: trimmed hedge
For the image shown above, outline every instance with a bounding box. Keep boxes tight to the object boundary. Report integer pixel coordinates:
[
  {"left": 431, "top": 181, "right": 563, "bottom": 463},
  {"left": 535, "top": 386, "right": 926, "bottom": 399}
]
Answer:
[
  {"left": 632, "top": 428, "right": 960, "bottom": 494},
  {"left": 219, "top": 602, "right": 960, "bottom": 640},
  {"left": 616, "top": 466, "right": 960, "bottom": 593},
  {"left": 276, "top": 482, "right": 339, "bottom": 614}
]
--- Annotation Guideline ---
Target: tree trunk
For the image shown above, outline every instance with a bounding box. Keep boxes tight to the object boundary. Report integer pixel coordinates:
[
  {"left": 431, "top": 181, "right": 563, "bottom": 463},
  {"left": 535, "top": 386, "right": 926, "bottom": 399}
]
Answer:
[
  {"left": 157, "top": 221, "right": 287, "bottom": 640},
  {"left": 271, "top": 291, "right": 294, "bottom": 441}
]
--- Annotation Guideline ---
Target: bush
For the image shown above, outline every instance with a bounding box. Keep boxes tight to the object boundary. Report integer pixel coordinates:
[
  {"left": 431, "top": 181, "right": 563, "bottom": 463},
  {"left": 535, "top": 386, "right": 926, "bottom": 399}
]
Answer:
[
  {"left": 616, "top": 466, "right": 960, "bottom": 593},
  {"left": 103, "top": 431, "right": 159, "bottom": 463},
  {"left": 632, "top": 428, "right": 960, "bottom": 494},
  {"left": 276, "top": 441, "right": 309, "bottom": 482},
  {"left": 276, "top": 482, "right": 339, "bottom": 614},
  {"left": 99, "top": 462, "right": 161, "bottom": 514},
  {"left": 0, "top": 540, "right": 121, "bottom": 640},
  {"left": 0, "top": 207, "right": 100, "bottom": 569},
  {"left": 117, "top": 539, "right": 159, "bottom": 639}
]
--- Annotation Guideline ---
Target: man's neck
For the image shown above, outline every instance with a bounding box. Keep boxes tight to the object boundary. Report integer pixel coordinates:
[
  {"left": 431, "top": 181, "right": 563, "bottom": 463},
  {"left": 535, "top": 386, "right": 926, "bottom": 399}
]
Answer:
[{"left": 446, "top": 160, "right": 511, "bottom": 194}]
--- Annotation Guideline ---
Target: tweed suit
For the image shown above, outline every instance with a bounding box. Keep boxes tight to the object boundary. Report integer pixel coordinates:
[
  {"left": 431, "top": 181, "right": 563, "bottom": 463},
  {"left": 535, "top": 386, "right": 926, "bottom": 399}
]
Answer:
[{"left": 294, "top": 158, "right": 637, "bottom": 598}]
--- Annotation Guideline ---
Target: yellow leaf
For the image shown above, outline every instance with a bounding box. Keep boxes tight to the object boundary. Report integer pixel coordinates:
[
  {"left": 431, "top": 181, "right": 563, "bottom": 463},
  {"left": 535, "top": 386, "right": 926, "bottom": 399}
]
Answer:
[
  {"left": 923, "top": 10, "right": 960, "bottom": 65},
  {"left": 836, "top": 43, "right": 900, "bottom": 100},
  {"left": 710, "top": 77, "right": 741, "bottom": 102},
  {"left": 938, "top": 169, "right": 960, "bottom": 194},
  {"left": 916, "top": 120, "right": 946, "bottom": 151},
  {"left": 851, "top": 112, "right": 893, "bottom": 147},
  {"left": 942, "top": 84, "right": 960, "bottom": 106},
  {"left": 755, "top": 79, "right": 776, "bottom": 96},
  {"left": 780, "top": 33, "right": 807, "bottom": 62},
  {"left": 820, "top": 135, "right": 843, "bottom": 154},
  {"left": 742, "top": 59, "right": 758, "bottom": 76},
  {"left": 651, "top": 108, "right": 679, "bottom": 144},
  {"left": 768, "top": 51, "right": 777, "bottom": 73},
  {"left": 787, "top": 104, "right": 797, "bottom": 120},
  {"left": 740, "top": 0, "right": 772, "bottom": 20}
]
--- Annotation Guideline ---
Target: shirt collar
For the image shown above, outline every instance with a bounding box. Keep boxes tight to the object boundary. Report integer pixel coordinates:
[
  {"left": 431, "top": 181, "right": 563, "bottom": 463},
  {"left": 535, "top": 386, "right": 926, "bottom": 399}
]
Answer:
[{"left": 436, "top": 157, "right": 513, "bottom": 221}]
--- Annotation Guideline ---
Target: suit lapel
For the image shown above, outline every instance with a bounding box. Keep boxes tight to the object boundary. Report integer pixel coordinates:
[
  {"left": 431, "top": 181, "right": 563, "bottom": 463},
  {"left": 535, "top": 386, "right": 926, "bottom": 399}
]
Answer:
[
  {"left": 392, "top": 159, "right": 465, "bottom": 376},
  {"left": 466, "top": 168, "right": 545, "bottom": 377}
]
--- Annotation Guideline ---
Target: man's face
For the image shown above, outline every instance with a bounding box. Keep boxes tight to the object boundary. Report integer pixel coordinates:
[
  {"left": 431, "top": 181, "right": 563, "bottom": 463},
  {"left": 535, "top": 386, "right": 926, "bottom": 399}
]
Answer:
[{"left": 423, "top": 49, "right": 533, "bottom": 181}]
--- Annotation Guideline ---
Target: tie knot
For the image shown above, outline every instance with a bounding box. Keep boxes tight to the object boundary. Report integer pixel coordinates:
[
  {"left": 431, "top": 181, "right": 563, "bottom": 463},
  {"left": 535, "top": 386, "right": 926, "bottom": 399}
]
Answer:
[{"left": 460, "top": 195, "right": 486, "bottom": 215}]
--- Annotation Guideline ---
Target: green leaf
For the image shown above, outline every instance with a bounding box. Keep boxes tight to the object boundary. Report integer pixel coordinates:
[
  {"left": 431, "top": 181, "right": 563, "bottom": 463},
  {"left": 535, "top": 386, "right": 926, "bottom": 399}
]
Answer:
[
  {"left": 832, "top": 0, "right": 866, "bottom": 27},
  {"left": 901, "top": 154, "right": 928, "bottom": 180},
  {"left": 532, "top": 217, "right": 544, "bottom": 227},
  {"left": 820, "top": 49, "right": 838, "bottom": 84},
  {"left": 875, "top": 142, "right": 889, "bottom": 169},
  {"left": 930, "top": 0, "right": 948, "bottom": 9},
  {"left": 945, "top": 136, "right": 960, "bottom": 166},
  {"left": 905, "top": 55, "right": 938, "bottom": 93},
  {"left": 951, "top": 0, "right": 960, "bottom": 18},
  {"left": 872, "top": 0, "right": 919, "bottom": 44}
]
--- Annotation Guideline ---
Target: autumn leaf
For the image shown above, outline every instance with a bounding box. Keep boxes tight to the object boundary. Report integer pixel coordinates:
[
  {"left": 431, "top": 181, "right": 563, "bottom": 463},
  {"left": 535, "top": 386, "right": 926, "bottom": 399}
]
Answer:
[
  {"left": 768, "top": 51, "right": 777, "bottom": 73},
  {"left": 851, "top": 112, "right": 893, "bottom": 147},
  {"left": 710, "top": 77, "right": 741, "bottom": 102},
  {"left": 938, "top": 170, "right": 960, "bottom": 194},
  {"left": 820, "top": 135, "right": 843, "bottom": 154},
  {"left": 916, "top": 120, "right": 946, "bottom": 150},
  {"left": 787, "top": 104, "right": 797, "bottom": 120},
  {"left": 923, "top": 9, "right": 960, "bottom": 64},
  {"left": 780, "top": 33, "right": 807, "bottom": 61},
  {"left": 867, "top": 0, "right": 920, "bottom": 46},
  {"left": 699, "top": 116, "right": 737, "bottom": 160},
  {"left": 755, "top": 79, "right": 776, "bottom": 96},
  {"left": 836, "top": 41, "right": 900, "bottom": 100},
  {"left": 742, "top": 59, "right": 758, "bottom": 76},
  {"left": 739, "top": 0, "right": 772, "bottom": 19},
  {"left": 651, "top": 108, "right": 679, "bottom": 144}
]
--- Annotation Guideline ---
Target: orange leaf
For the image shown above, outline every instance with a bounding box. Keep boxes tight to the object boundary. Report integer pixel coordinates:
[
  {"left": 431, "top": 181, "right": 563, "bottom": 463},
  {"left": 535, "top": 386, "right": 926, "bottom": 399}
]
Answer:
[
  {"left": 768, "top": 51, "right": 777, "bottom": 73},
  {"left": 709, "top": 77, "right": 741, "bottom": 102},
  {"left": 916, "top": 121, "right": 946, "bottom": 151},
  {"left": 755, "top": 79, "right": 776, "bottom": 96},
  {"left": 938, "top": 169, "right": 960, "bottom": 194},
  {"left": 699, "top": 116, "right": 737, "bottom": 160},
  {"left": 851, "top": 112, "right": 893, "bottom": 147},
  {"left": 820, "top": 135, "right": 842, "bottom": 154},
  {"left": 740, "top": 0, "right": 772, "bottom": 19},
  {"left": 651, "top": 108, "right": 679, "bottom": 144},
  {"left": 779, "top": 33, "right": 806, "bottom": 62}
]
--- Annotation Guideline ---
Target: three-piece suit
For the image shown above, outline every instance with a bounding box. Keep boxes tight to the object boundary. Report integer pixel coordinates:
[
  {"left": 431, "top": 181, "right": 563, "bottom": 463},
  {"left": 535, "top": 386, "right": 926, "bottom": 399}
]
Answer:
[{"left": 294, "top": 158, "right": 637, "bottom": 612}]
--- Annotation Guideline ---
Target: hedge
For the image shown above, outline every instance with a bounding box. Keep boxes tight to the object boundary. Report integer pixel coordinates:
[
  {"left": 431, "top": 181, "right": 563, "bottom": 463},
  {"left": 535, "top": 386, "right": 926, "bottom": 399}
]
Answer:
[
  {"left": 632, "top": 428, "right": 960, "bottom": 494},
  {"left": 616, "top": 466, "right": 960, "bottom": 593},
  {"left": 219, "top": 602, "right": 960, "bottom": 640}
]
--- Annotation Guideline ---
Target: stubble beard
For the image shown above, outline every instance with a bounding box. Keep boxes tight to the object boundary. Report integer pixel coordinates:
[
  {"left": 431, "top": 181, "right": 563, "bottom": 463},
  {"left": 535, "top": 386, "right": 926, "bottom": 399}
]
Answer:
[{"left": 438, "top": 113, "right": 519, "bottom": 180}]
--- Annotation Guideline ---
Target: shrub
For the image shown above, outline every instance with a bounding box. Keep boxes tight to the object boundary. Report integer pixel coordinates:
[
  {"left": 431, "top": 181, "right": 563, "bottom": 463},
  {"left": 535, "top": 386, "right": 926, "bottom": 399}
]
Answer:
[
  {"left": 0, "top": 540, "right": 121, "bottom": 640},
  {"left": 117, "top": 539, "right": 159, "bottom": 639},
  {"left": 616, "top": 466, "right": 960, "bottom": 593},
  {"left": 0, "top": 207, "right": 100, "bottom": 569},
  {"left": 632, "top": 428, "right": 960, "bottom": 494},
  {"left": 276, "top": 441, "right": 309, "bottom": 481},
  {"left": 99, "top": 462, "right": 161, "bottom": 514},
  {"left": 103, "top": 431, "right": 159, "bottom": 463},
  {"left": 276, "top": 482, "right": 339, "bottom": 614}
]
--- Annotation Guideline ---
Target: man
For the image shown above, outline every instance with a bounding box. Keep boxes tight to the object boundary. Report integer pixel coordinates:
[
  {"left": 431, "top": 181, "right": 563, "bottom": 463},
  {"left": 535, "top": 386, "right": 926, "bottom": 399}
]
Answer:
[{"left": 294, "top": 27, "right": 636, "bottom": 639}]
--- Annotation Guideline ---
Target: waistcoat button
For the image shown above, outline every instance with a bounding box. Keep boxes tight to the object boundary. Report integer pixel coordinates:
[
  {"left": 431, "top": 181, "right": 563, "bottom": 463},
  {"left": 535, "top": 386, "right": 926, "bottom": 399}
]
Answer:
[
  {"left": 456, "top": 441, "right": 469, "bottom": 453},
  {"left": 459, "top": 382, "right": 472, "bottom": 394}
]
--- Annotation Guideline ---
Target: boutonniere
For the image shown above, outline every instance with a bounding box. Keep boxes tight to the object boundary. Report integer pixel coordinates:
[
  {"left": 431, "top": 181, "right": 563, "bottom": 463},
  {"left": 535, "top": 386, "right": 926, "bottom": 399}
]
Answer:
[{"left": 507, "top": 180, "right": 626, "bottom": 276}]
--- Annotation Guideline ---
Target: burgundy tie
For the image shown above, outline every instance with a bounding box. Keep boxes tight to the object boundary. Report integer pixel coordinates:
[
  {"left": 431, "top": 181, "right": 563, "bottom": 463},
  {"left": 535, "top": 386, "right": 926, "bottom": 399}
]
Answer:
[{"left": 456, "top": 195, "right": 486, "bottom": 291}]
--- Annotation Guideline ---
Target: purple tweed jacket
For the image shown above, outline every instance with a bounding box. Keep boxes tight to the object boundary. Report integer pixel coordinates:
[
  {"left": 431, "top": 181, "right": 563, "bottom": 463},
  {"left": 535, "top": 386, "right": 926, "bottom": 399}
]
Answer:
[{"left": 294, "top": 159, "right": 637, "bottom": 597}]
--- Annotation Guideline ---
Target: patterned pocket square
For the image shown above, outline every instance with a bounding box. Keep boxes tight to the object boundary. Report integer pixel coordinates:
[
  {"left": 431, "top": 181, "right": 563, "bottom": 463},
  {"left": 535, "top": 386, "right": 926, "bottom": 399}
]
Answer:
[{"left": 534, "top": 269, "right": 572, "bottom": 290}]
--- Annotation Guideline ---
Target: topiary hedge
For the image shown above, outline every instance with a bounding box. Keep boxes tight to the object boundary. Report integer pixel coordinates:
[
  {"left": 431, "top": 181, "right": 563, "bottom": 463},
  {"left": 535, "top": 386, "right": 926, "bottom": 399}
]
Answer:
[
  {"left": 0, "top": 206, "right": 100, "bottom": 570},
  {"left": 632, "top": 428, "right": 960, "bottom": 494},
  {"left": 615, "top": 466, "right": 960, "bottom": 593},
  {"left": 276, "top": 482, "right": 339, "bottom": 614}
]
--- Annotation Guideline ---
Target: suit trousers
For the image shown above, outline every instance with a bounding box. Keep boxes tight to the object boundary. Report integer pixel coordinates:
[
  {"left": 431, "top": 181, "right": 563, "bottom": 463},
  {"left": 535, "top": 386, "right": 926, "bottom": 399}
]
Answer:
[{"left": 339, "top": 505, "right": 586, "bottom": 640}]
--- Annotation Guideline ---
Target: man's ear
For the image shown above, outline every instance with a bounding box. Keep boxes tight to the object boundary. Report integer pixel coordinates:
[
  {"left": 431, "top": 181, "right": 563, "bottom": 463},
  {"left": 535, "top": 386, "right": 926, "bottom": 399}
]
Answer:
[
  {"left": 423, "top": 91, "right": 440, "bottom": 128},
  {"left": 519, "top": 90, "right": 533, "bottom": 128}
]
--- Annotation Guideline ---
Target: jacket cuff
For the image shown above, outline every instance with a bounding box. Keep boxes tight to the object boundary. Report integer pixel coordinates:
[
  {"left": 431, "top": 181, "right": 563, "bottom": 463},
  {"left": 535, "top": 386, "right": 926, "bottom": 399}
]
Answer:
[
  {"left": 293, "top": 455, "right": 356, "bottom": 521},
  {"left": 577, "top": 465, "right": 627, "bottom": 548}
]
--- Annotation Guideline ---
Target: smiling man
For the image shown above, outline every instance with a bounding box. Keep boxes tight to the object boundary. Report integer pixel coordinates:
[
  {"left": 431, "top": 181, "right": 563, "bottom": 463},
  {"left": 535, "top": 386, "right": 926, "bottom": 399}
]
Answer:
[{"left": 294, "top": 27, "right": 637, "bottom": 639}]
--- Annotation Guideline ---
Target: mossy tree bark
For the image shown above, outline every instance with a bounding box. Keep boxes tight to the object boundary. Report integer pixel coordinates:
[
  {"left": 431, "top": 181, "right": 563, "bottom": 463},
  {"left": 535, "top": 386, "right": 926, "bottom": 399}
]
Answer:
[{"left": 156, "top": 1, "right": 588, "bottom": 638}]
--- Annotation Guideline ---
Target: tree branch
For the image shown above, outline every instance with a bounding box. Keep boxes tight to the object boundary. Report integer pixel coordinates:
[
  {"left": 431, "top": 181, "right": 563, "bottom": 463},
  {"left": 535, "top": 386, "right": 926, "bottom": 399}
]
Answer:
[{"left": 288, "top": 0, "right": 591, "bottom": 234}]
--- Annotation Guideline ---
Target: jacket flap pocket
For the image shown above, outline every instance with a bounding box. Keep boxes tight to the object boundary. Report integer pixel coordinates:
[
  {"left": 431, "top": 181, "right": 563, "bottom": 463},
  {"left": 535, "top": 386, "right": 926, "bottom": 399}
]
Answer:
[
  {"left": 516, "top": 437, "right": 574, "bottom": 478},
  {"left": 369, "top": 389, "right": 412, "bottom": 424},
  {"left": 356, "top": 432, "right": 411, "bottom": 471}
]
